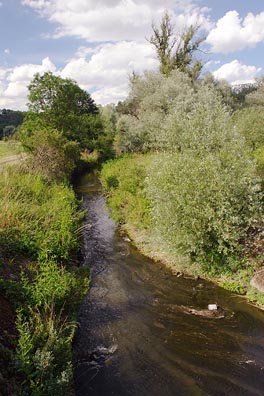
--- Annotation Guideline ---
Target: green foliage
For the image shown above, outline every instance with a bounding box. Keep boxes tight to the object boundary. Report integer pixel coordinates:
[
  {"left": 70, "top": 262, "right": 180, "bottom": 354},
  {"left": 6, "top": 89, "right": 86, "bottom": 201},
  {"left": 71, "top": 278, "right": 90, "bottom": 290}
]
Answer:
[
  {"left": 0, "top": 164, "right": 89, "bottom": 394},
  {"left": 16, "top": 306, "right": 75, "bottom": 396},
  {"left": 146, "top": 151, "right": 261, "bottom": 269},
  {"left": 254, "top": 147, "right": 264, "bottom": 187},
  {"left": 246, "top": 76, "right": 264, "bottom": 107},
  {"left": 28, "top": 72, "right": 97, "bottom": 119},
  {"left": 0, "top": 109, "right": 24, "bottom": 139},
  {"left": 115, "top": 70, "right": 193, "bottom": 153},
  {"left": 21, "top": 260, "right": 89, "bottom": 311},
  {"left": 161, "top": 83, "right": 231, "bottom": 152},
  {"left": 231, "top": 106, "right": 264, "bottom": 187},
  {"left": 0, "top": 167, "right": 80, "bottom": 260},
  {"left": 231, "top": 107, "right": 264, "bottom": 150},
  {"left": 16, "top": 261, "right": 89, "bottom": 395},
  {"left": 101, "top": 155, "right": 151, "bottom": 228},
  {"left": 115, "top": 71, "right": 236, "bottom": 155},
  {"left": 20, "top": 126, "right": 80, "bottom": 181},
  {"left": 25, "top": 72, "right": 103, "bottom": 151}
]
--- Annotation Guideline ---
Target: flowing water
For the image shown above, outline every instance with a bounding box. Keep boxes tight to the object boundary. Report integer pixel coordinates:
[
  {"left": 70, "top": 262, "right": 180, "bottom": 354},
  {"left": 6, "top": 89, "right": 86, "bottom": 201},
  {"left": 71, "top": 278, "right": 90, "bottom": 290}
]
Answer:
[{"left": 74, "top": 172, "right": 264, "bottom": 396}]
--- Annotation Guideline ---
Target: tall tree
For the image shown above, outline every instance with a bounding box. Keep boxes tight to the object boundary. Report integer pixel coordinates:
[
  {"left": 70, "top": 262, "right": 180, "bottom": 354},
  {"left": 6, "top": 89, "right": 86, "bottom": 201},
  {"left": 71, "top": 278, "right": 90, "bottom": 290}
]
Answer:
[
  {"left": 26, "top": 72, "right": 100, "bottom": 149},
  {"left": 148, "top": 12, "right": 205, "bottom": 79}
]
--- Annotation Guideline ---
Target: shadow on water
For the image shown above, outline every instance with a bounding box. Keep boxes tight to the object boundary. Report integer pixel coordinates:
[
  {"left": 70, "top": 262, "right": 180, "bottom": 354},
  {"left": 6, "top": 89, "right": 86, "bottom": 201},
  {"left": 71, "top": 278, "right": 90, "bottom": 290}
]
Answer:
[{"left": 74, "top": 172, "right": 264, "bottom": 396}]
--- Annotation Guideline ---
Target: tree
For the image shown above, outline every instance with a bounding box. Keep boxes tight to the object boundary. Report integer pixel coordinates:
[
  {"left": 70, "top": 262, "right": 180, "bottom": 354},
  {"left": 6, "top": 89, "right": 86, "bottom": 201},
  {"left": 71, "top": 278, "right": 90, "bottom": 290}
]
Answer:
[
  {"left": 26, "top": 72, "right": 100, "bottom": 149},
  {"left": 148, "top": 12, "right": 205, "bottom": 79},
  {"left": 0, "top": 109, "right": 24, "bottom": 139}
]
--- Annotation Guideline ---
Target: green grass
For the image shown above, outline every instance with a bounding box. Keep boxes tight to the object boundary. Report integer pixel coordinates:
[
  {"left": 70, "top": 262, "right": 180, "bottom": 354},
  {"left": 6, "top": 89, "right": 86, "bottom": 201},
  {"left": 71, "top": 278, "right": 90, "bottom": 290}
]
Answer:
[
  {"left": 0, "top": 165, "right": 89, "bottom": 395},
  {"left": 0, "top": 141, "right": 22, "bottom": 159}
]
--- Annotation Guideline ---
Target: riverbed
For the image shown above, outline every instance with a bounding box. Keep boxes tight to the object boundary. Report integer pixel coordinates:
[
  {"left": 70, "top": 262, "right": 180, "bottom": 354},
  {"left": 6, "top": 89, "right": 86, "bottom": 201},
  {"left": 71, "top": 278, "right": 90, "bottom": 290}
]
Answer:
[{"left": 74, "top": 172, "right": 264, "bottom": 396}]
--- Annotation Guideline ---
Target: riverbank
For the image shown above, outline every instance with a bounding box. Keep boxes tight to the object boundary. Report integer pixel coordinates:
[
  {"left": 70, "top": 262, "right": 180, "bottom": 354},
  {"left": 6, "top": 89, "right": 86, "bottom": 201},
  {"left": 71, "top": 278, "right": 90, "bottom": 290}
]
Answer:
[
  {"left": 101, "top": 154, "right": 264, "bottom": 308},
  {"left": 0, "top": 164, "right": 89, "bottom": 395},
  {"left": 74, "top": 168, "right": 264, "bottom": 396}
]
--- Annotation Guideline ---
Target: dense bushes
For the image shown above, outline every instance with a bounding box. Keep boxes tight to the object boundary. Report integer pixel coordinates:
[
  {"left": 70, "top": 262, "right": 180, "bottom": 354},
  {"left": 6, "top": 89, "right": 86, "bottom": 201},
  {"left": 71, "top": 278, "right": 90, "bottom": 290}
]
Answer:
[
  {"left": 103, "top": 69, "right": 263, "bottom": 277},
  {"left": 102, "top": 151, "right": 261, "bottom": 273},
  {"left": 146, "top": 151, "right": 261, "bottom": 271}
]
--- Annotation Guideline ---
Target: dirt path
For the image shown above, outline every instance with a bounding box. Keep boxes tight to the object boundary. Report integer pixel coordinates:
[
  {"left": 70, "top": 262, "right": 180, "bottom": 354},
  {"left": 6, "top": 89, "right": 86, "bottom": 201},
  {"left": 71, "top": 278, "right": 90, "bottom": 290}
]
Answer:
[{"left": 0, "top": 153, "right": 27, "bottom": 166}]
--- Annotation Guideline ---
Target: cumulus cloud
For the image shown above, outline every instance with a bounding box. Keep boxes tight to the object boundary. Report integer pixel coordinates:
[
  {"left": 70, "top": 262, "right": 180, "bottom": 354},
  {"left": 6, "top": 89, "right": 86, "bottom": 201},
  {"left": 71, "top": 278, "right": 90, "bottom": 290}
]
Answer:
[
  {"left": 61, "top": 41, "right": 158, "bottom": 103},
  {"left": 206, "top": 10, "right": 264, "bottom": 53},
  {"left": 14, "top": 0, "right": 212, "bottom": 108},
  {"left": 0, "top": 57, "right": 56, "bottom": 109},
  {"left": 0, "top": 41, "right": 158, "bottom": 109},
  {"left": 212, "top": 60, "right": 261, "bottom": 85},
  {"left": 22, "top": 0, "right": 211, "bottom": 42}
]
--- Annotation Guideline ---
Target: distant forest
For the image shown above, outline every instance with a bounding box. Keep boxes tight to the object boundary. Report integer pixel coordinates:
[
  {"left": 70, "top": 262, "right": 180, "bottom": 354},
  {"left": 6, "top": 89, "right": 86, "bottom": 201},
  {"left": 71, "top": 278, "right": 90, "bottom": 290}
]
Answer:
[{"left": 0, "top": 109, "right": 24, "bottom": 139}]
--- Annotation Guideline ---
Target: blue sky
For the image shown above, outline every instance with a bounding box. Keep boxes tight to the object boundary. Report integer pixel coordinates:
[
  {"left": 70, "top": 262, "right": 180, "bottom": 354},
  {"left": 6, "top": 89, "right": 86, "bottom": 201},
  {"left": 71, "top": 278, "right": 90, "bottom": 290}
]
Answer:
[{"left": 0, "top": 0, "right": 264, "bottom": 110}]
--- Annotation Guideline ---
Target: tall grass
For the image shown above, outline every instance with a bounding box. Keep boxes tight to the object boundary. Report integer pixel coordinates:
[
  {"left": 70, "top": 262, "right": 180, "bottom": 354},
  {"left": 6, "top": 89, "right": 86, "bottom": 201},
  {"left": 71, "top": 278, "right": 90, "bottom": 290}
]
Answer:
[
  {"left": 101, "top": 154, "right": 151, "bottom": 229},
  {"left": 0, "top": 166, "right": 89, "bottom": 394}
]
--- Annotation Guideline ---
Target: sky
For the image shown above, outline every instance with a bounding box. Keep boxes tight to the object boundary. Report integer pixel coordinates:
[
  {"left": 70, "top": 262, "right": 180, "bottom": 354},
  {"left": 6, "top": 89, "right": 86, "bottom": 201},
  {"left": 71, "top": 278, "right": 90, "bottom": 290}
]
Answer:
[{"left": 0, "top": 0, "right": 264, "bottom": 110}]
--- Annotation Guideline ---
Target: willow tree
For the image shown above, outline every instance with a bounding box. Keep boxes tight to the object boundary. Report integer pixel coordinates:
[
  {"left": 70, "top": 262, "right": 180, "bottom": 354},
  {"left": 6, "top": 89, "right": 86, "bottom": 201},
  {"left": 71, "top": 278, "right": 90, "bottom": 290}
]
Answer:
[{"left": 148, "top": 12, "right": 205, "bottom": 79}]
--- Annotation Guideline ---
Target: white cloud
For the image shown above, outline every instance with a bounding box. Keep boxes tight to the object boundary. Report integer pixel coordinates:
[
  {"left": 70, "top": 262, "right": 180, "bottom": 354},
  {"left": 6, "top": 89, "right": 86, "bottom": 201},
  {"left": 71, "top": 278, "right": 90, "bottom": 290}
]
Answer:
[
  {"left": 204, "top": 60, "right": 221, "bottom": 68},
  {"left": 4, "top": 48, "right": 10, "bottom": 55},
  {"left": 212, "top": 60, "right": 261, "bottom": 85},
  {"left": 7, "top": 57, "right": 56, "bottom": 83},
  {"left": 0, "top": 57, "right": 56, "bottom": 110},
  {"left": 61, "top": 41, "right": 159, "bottom": 103},
  {"left": 16, "top": 0, "right": 212, "bottom": 108},
  {"left": 22, "top": 0, "right": 211, "bottom": 42},
  {"left": 206, "top": 10, "right": 264, "bottom": 53},
  {"left": 0, "top": 41, "right": 157, "bottom": 109}
]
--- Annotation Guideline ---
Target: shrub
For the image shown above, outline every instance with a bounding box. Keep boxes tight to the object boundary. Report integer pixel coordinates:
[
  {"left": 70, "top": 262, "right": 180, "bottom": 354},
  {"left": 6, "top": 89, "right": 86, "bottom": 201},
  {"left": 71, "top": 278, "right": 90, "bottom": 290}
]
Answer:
[
  {"left": 231, "top": 107, "right": 264, "bottom": 151},
  {"left": 146, "top": 150, "right": 261, "bottom": 270},
  {"left": 19, "top": 127, "right": 80, "bottom": 182}
]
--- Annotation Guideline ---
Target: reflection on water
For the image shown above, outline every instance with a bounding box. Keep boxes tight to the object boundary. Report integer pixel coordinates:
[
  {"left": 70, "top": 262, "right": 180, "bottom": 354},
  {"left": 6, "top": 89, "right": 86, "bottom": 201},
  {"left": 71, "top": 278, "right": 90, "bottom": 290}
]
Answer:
[{"left": 74, "top": 172, "right": 264, "bottom": 396}]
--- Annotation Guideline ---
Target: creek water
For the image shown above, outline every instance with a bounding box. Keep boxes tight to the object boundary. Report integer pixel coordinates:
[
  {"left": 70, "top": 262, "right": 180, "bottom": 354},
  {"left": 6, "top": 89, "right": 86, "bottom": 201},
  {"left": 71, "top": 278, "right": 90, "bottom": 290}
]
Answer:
[{"left": 74, "top": 172, "right": 264, "bottom": 396}]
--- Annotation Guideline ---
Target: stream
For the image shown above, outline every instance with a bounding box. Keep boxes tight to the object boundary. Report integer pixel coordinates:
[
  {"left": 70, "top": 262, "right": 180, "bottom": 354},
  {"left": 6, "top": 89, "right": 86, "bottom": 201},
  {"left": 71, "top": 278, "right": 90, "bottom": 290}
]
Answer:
[{"left": 73, "top": 172, "right": 264, "bottom": 396}]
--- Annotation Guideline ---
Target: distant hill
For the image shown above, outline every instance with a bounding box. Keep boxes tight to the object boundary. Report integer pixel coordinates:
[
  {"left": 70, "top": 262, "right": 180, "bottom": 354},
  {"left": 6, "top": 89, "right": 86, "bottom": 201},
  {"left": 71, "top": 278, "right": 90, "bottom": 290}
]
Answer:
[
  {"left": 0, "top": 109, "right": 24, "bottom": 139},
  {"left": 231, "top": 82, "right": 257, "bottom": 94}
]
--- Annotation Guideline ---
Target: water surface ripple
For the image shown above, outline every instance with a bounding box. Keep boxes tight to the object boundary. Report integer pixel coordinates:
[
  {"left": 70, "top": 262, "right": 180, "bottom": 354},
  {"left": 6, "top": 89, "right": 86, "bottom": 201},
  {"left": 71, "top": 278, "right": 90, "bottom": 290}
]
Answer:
[{"left": 74, "top": 172, "right": 264, "bottom": 396}]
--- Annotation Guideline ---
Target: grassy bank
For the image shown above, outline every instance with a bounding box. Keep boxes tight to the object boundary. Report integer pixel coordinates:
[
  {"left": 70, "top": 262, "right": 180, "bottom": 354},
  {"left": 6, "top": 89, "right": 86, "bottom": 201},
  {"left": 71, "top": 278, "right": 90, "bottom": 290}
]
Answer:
[
  {"left": 0, "top": 165, "right": 89, "bottom": 395},
  {"left": 101, "top": 154, "right": 264, "bottom": 306}
]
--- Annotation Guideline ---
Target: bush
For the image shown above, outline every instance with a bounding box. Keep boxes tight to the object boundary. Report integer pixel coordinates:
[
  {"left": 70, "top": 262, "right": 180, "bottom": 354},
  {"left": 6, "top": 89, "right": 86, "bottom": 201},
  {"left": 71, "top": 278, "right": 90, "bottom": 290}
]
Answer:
[
  {"left": 231, "top": 107, "right": 264, "bottom": 151},
  {"left": 19, "top": 126, "right": 80, "bottom": 181},
  {"left": 146, "top": 150, "right": 261, "bottom": 270}
]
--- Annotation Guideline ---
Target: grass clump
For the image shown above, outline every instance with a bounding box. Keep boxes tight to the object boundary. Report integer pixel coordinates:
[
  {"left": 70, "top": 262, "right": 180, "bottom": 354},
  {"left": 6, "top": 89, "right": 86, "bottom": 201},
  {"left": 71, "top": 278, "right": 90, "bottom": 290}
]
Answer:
[{"left": 101, "top": 154, "right": 151, "bottom": 229}]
